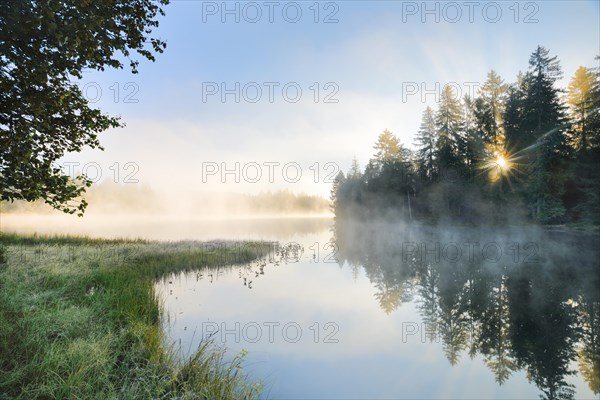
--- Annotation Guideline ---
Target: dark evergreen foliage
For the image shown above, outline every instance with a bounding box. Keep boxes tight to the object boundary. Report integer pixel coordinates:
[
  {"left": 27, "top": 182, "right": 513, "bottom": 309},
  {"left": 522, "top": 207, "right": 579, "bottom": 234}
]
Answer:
[{"left": 332, "top": 47, "right": 600, "bottom": 226}]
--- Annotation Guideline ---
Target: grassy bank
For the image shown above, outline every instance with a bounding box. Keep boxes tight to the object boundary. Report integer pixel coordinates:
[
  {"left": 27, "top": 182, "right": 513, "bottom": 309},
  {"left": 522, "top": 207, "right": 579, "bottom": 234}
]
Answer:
[{"left": 0, "top": 234, "right": 267, "bottom": 399}]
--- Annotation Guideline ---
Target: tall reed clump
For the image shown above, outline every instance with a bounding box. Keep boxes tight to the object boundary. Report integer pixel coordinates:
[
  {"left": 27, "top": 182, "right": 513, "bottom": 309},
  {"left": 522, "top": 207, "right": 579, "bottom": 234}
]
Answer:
[{"left": 0, "top": 234, "right": 267, "bottom": 399}]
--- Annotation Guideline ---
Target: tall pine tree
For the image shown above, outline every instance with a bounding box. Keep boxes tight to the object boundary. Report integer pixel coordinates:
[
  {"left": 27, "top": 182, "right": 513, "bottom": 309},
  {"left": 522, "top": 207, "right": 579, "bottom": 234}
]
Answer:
[
  {"left": 506, "top": 46, "right": 570, "bottom": 222},
  {"left": 415, "top": 106, "right": 438, "bottom": 182},
  {"left": 566, "top": 66, "right": 597, "bottom": 153},
  {"left": 435, "top": 85, "right": 465, "bottom": 172},
  {"left": 565, "top": 63, "right": 600, "bottom": 223},
  {"left": 475, "top": 70, "right": 508, "bottom": 150}
]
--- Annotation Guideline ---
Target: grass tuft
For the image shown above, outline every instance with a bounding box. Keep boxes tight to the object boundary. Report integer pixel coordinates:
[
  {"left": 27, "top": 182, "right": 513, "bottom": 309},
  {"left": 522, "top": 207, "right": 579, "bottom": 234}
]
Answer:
[{"left": 0, "top": 234, "right": 267, "bottom": 399}]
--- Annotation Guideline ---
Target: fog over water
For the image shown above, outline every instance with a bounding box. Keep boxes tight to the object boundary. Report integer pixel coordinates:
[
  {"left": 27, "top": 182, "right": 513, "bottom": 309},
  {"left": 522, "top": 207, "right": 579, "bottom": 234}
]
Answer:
[
  {"left": 2, "top": 210, "right": 598, "bottom": 399},
  {"left": 150, "top": 218, "right": 599, "bottom": 399}
]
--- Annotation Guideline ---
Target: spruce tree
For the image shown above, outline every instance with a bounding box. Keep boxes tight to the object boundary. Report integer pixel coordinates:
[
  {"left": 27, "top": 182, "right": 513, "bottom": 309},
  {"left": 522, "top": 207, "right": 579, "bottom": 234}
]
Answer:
[
  {"left": 475, "top": 70, "right": 508, "bottom": 149},
  {"left": 435, "top": 85, "right": 465, "bottom": 171},
  {"left": 415, "top": 106, "right": 438, "bottom": 182},
  {"left": 505, "top": 46, "right": 570, "bottom": 222}
]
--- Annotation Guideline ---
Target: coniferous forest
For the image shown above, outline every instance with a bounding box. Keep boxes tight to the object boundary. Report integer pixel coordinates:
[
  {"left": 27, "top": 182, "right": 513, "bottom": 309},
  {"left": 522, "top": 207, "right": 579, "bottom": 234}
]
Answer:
[{"left": 331, "top": 46, "right": 600, "bottom": 226}]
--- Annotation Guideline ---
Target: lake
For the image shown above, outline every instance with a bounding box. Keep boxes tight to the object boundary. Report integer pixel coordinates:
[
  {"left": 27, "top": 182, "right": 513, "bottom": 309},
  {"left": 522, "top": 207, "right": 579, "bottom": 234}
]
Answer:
[{"left": 4, "top": 215, "right": 599, "bottom": 399}]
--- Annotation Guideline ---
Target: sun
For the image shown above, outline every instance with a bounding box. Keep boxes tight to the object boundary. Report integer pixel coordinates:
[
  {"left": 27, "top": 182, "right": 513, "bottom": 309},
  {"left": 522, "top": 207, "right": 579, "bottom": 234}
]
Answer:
[
  {"left": 496, "top": 156, "right": 507, "bottom": 168},
  {"left": 479, "top": 150, "right": 516, "bottom": 184}
]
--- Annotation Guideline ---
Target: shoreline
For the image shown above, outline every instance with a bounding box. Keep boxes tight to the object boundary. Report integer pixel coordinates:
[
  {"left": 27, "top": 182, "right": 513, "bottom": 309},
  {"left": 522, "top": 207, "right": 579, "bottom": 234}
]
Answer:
[{"left": 0, "top": 234, "right": 266, "bottom": 399}]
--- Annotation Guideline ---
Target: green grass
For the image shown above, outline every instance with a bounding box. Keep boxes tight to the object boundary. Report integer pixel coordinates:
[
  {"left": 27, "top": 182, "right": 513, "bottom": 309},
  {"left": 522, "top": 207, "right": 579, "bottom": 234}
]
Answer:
[{"left": 0, "top": 234, "right": 267, "bottom": 399}]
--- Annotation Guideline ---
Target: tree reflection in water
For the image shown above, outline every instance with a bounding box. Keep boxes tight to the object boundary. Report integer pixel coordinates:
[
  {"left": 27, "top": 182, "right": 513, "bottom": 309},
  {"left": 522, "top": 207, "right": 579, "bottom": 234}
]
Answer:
[{"left": 333, "top": 221, "right": 600, "bottom": 400}]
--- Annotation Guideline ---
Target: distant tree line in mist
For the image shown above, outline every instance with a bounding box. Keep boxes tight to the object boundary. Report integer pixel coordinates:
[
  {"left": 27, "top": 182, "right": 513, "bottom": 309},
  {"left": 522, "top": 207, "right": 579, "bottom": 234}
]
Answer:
[
  {"left": 331, "top": 46, "right": 600, "bottom": 226},
  {"left": 1, "top": 184, "right": 330, "bottom": 216},
  {"left": 1, "top": 182, "right": 163, "bottom": 215},
  {"left": 189, "top": 190, "right": 330, "bottom": 216}
]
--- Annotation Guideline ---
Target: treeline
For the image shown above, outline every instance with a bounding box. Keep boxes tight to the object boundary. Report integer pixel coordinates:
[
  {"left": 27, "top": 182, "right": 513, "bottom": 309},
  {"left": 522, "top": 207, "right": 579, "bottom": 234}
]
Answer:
[
  {"left": 332, "top": 46, "right": 600, "bottom": 225},
  {"left": 2, "top": 185, "right": 331, "bottom": 216},
  {"left": 190, "top": 190, "right": 330, "bottom": 216}
]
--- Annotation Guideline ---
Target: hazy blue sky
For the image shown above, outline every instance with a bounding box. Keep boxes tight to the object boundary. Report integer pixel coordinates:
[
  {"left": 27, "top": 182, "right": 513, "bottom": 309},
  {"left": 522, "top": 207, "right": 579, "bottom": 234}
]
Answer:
[{"left": 67, "top": 0, "right": 599, "bottom": 197}]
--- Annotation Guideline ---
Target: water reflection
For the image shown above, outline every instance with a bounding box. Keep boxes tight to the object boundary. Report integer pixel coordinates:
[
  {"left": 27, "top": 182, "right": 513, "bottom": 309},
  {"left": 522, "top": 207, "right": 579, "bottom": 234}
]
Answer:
[
  {"left": 8, "top": 213, "right": 597, "bottom": 397},
  {"left": 143, "top": 218, "right": 600, "bottom": 399},
  {"left": 333, "top": 221, "right": 600, "bottom": 399}
]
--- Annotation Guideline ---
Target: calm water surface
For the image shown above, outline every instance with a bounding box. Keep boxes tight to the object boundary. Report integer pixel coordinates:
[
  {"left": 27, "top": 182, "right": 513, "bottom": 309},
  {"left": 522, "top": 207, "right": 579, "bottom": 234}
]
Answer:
[
  {"left": 155, "top": 219, "right": 599, "bottom": 400},
  {"left": 4, "top": 215, "right": 599, "bottom": 399}
]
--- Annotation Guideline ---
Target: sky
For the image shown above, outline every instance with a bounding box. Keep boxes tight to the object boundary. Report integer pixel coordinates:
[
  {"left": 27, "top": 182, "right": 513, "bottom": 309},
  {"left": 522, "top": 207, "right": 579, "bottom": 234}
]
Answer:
[{"left": 64, "top": 0, "right": 600, "bottom": 198}]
